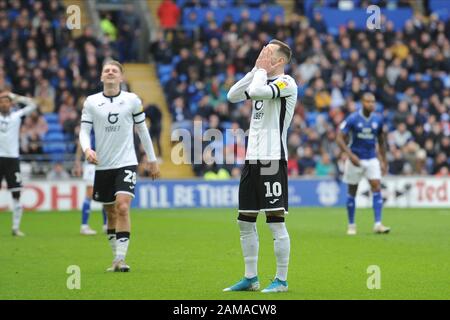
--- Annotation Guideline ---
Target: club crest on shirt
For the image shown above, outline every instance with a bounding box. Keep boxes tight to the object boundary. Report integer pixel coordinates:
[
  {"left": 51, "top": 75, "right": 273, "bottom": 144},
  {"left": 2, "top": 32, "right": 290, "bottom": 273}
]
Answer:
[
  {"left": 254, "top": 100, "right": 264, "bottom": 111},
  {"left": 108, "top": 112, "right": 119, "bottom": 124},
  {"left": 372, "top": 122, "right": 378, "bottom": 130}
]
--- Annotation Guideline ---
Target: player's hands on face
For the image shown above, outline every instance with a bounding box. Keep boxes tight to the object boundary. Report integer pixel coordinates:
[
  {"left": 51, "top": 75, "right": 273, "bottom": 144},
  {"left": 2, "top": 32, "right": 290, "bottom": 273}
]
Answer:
[
  {"left": 349, "top": 153, "right": 361, "bottom": 167},
  {"left": 255, "top": 46, "right": 273, "bottom": 72},
  {"left": 148, "top": 161, "right": 160, "bottom": 180},
  {"left": 85, "top": 148, "right": 98, "bottom": 165},
  {"left": 255, "top": 46, "right": 284, "bottom": 74}
]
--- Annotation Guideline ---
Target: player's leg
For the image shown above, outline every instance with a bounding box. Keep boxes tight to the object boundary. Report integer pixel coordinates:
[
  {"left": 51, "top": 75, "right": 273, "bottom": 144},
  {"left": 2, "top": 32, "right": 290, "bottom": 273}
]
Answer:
[
  {"left": 367, "top": 159, "right": 390, "bottom": 233},
  {"left": 11, "top": 190, "right": 25, "bottom": 236},
  {"left": 223, "top": 211, "right": 260, "bottom": 292},
  {"left": 111, "top": 193, "right": 132, "bottom": 272},
  {"left": 224, "top": 162, "right": 260, "bottom": 292},
  {"left": 92, "top": 168, "right": 121, "bottom": 270},
  {"left": 81, "top": 163, "right": 97, "bottom": 235},
  {"left": 5, "top": 158, "right": 25, "bottom": 236},
  {"left": 262, "top": 210, "right": 289, "bottom": 293},
  {"left": 80, "top": 185, "right": 97, "bottom": 235},
  {"left": 107, "top": 166, "right": 137, "bottom": 272},
  {"left": 260, "top": 160, "right": 289, "bottom": 293},
  {"left": 102, "top": 207, "right": 108, "bottom": 233},
  {"left": 104, "top": 203, "right": 117, "bottom": 258},
  {"left": 343, "top": 158, "right": 363, "bottom": 235},
  {"left": 346, "top": 184, "right": 358, "bottom": 235}
]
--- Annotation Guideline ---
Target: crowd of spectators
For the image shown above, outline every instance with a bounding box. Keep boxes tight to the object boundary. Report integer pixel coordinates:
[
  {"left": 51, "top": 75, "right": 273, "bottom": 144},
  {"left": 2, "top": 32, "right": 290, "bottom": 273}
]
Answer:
[
  {"left": 152, "top": 0, "right": 450, "bottom": 178},
  {"left": 0, "top": 0, "right": 137, "bottom": 176}
]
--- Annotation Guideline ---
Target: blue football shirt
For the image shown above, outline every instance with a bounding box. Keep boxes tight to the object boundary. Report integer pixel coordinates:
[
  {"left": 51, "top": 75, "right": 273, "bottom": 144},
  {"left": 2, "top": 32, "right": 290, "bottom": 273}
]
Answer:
[{"left": 340, "top": 111, "right": 383, "bottom": 160}]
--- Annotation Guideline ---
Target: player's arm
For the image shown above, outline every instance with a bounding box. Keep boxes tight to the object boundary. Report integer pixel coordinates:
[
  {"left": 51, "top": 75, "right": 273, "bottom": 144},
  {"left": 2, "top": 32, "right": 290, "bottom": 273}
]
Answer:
[
  {"left": 336, "top": 119, "right": 361, "bottom": 167},
  {"left": 247, "top": 69, "right": 295, "bottom": 100},
  {"left": 79, "top": 99, "right": 97, "bottom": 164},
  {"left": 132, "top": 97, "right": 160, "bottom": 180},
  {"left": 247, "top": 46, "right": 294, "bottom": 100},
  {"left": 377, "top": 129, "right": 388, "bottom": 175},
  {"left": 72, "top": 141, "right": 83, "bottom": 177},
  {"left": 9, "top": 93, "right": 37, "bottom": 116},
  {"left": 226, "top": 67, "right": 258, "bottom": 103}
]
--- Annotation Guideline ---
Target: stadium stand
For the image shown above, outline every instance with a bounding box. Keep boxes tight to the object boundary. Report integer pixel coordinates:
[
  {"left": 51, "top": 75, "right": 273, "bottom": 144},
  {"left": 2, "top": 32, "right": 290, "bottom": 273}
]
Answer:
[
  {"left": 151, "top": 0, "right": 450, "bottom": 178},
  {"left": 1, "top": 0, "right": 449, "bottom": 179}
]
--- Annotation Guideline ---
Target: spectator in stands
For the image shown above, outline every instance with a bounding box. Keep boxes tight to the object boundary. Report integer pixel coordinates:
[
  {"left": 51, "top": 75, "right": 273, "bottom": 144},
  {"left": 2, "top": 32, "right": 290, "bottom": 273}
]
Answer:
[
  {"left": 433, "top": 152, "right": 450, "bottom": 175},
  {"left": 100, "top": 12, "right": 118, "bottom": 41},
  {"left": 298, "top": 145, "right": 316, "bottom": 176},
  {"left": 46, "top": 162, "right": 70, "bottom": 180},
  {"left": 144, "top": 103, "right": 163, "bottom": 158},
  {"left": 390, "top": 123, "right": 413, "bottom": 149},
  {"left": 315, "top": 152, "right": 335, "bottom": 177},
  {"left": 171, "top": 96, "right": 192, "bottom": 130},
  {"left": 157, "top": 0, "right": 181, "bottom": 31}
]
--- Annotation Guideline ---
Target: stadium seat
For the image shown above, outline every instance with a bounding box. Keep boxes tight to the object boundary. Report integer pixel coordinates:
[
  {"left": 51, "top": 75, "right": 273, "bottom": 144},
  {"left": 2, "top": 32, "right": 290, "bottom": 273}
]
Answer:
[
  {"left": 47, "top": 123, "right": 63, "bottom": 133},
  {"left": 44, "top": 132, "right": 65, "bottom": 142},
  {"left": 430, "top": 0, "right": 450, "bottom": 20},
  {"left": 315, "top": 7, "right": 413, "bottom": 34},
  {"left": 42, "top": 142, "right": 66, "bottom": 154},
  {"left": 43, "top": 113, "right": 59, "bottom": 124}
]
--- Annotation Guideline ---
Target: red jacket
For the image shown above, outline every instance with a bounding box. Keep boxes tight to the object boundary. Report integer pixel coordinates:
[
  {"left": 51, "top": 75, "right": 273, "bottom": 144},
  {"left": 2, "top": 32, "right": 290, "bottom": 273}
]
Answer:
[{"left": 157, "top": 0, "right": 181, "bottom": 29}]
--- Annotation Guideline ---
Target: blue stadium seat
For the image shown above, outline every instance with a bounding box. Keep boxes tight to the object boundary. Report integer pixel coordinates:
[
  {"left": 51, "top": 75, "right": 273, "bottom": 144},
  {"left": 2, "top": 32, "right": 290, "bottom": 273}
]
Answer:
[
  {"left": 49, "top": 153, "right": 65, "bottom": 163},
  {"left": 44, "top": 132, "right": 65, "bottom": 142},
  {"left": 47, "top": 123, "right": 63, "bottom": 133},
  {"left": 43, "top": 113, "right": 59, "bottom": 124},
  {"left": 182, "top": 5, "right": 284, "bottom": 27},
  {"left": 315, "top": 7, "right": 413, "bottom": 35},
  {"left": 430, "top": 0, "right": 450, "bottom": 20},
  {"left": 43, "top": 142, "right": 66, "bottom": 154},
  {"left": 221, "top": 121, "right": 233, "bottom": 130},
  {"left": 158, "top": 64, "right": 173, "bottom": 78},
  {"left": 306, "top": 112, "right": 318, "bottom": 126}
]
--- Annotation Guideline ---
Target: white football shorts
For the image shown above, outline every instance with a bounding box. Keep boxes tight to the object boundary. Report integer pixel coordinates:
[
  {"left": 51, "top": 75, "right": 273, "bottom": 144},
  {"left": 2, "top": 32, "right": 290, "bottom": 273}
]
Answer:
[
  {"left": 342, "top": 158, "right": 381, "bottom": 185},
  {"left": 82, "top": 162, "right": 96, "bottom": 186}
]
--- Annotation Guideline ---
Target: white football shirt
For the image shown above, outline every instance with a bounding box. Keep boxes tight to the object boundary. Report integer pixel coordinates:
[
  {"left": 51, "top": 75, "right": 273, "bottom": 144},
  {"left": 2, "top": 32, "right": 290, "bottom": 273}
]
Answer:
[
  {"left": 228, "top": 69, "right": 298, "bottom": 160},
  {"left": 80, "top": 91, "right": 145, "bottom": 170},
  {"left": 0, "top": 104, "right": 37, "bottom": 158}
]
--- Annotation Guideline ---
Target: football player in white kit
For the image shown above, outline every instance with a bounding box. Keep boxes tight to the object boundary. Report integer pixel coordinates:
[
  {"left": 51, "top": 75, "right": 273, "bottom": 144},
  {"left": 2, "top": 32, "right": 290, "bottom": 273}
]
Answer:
[
  {"left": 73, "top": 140, "right": 107, "bottom": 235},
  {"left": 0, "top": 91, "right": 38, "bottom": 236},
  {"left": 224, "top": 40, "right": 297, "bottom": 293},
  {"left": 79, "top": 60, "right": 160, "bottom": 272}
]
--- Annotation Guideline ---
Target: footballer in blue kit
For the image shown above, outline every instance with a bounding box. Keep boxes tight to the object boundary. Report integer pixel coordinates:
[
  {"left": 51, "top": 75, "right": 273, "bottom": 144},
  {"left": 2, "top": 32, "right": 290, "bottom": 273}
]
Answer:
[{"left": 337, "top": 93, "right": 390, "bottom": 235}]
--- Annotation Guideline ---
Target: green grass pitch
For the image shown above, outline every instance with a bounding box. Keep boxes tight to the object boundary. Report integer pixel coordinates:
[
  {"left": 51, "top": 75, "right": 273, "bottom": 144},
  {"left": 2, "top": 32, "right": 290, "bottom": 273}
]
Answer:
[{"left": 0, "top": 208, "right": 449, "bottom": 300}]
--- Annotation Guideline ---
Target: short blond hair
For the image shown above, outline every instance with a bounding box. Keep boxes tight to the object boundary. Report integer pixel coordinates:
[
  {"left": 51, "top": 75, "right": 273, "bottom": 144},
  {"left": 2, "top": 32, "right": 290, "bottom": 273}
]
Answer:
[
  {"left": 269, "top": 39, "right": 292, "bottom": 63},
  {"left": 102, "top": 59, "right": 123, "bottom": 73}
]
